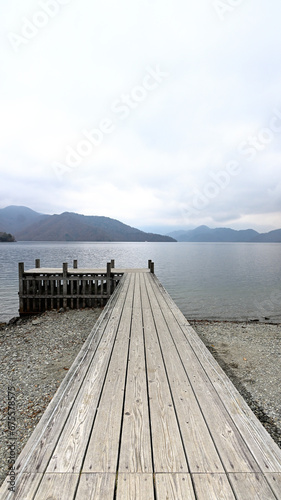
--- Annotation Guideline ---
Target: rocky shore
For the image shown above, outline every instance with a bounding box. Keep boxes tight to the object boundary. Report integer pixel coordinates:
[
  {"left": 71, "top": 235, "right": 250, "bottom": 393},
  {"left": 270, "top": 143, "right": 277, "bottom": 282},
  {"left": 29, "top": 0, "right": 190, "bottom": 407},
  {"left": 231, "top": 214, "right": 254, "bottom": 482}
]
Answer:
[{"left": 0, "top": 310, "right": 280, "bottom": 487}]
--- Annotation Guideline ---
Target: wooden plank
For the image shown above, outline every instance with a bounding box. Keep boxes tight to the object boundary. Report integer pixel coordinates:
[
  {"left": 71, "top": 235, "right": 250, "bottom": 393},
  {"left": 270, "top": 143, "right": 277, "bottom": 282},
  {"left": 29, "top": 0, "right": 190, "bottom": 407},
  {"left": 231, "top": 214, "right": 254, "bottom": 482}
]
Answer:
[
  {"left": 34, "top": 473, "right": 78, "bottom": 499},
  {"left": 0, "top": 473, "right": 43, "bottom": 500},
  {"left": 51, "top": 279, "right": 54, "bottom": 309},
  {"left": 100, "top": 279, "right": 104, "bottom": 305},
  {"left": 145, "top": 274, "right": 262, "bottom": 474},
  {"left": 83, "top": 275, "right": 135, "bottom": 473},
  {"left": 82, "top": 306, "right": 132, "bottom": 472},
  {"left": 151, "top": 274, "right": 281, "bottom": 473},
  {"left": 26, "top": 278, "right": 30, "bottom": 312},
  {"left": 47, "top": 275, "right": 133, "bottom": 473},
  {"left": 56, "top": 278, "right": 60, "bottom": 310},
  {"left": 70, "top": 278, "right": 74, "bottom": 308},
  {"left": 192, "top": 473, "right": 235, "bottom": 499},
  {"left": 265, "top": 474, "right": 281, "bottom": 498},
  {"left": 155, "top": 474, "right": 196, "bottom": 500},
  {"left": 228, "top": 473, "right": 278, "bottom": 499},
  {"left": 11, "top": 276, "right": 129, "bottom": 480},
  {"left": 82, "top": 276, "right": 86, "bottom": 308},
  {"left": 116, "top": 473, "right": 154, "bottom": 500},
  {"left": 142, "top": 274, "right": 224, "bottom": 474},
  {"left": 76, "top": 474, "right": 116, "bottom": 500},
  {"left": 119, "top": 275, "right": 153, "bottom": 473},
  {"left": 140, "top": 277, "right": 188, "bottom": 473},
  {"left": 18, "top": 264, "right": 24, "bottom": 313},
  {"left": 95, "top": 277, "right": 98, "bottom": 303}
]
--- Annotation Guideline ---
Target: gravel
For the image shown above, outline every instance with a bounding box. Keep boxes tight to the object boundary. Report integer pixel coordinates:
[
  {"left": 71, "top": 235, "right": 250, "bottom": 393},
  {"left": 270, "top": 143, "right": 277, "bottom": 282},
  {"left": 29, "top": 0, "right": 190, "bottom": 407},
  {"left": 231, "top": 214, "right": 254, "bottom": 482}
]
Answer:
[{"left": 0, "top": 312, "right": 280, "bottom": 487}]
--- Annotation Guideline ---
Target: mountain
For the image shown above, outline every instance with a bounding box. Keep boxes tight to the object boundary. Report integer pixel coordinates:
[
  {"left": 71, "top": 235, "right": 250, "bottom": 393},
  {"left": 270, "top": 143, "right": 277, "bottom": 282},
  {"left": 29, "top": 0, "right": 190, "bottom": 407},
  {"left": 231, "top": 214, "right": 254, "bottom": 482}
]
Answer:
[
  {"left": 1, "top": 206, "right": 280, "bottom": 242},
  {"left": 9, "top": 209, "right": 176, "bottom": 242},
  {"left": 167, "top": 225, "right": 281, "bottom": 242},
  {"left": 167, "top": 229, "right": 194, "bottom": 240},
  {"left": 0, "top": 206, "right": 47, "bottom": 234},
  {"left": 251, "top": 228, "right": 281, "bottom": 243}
]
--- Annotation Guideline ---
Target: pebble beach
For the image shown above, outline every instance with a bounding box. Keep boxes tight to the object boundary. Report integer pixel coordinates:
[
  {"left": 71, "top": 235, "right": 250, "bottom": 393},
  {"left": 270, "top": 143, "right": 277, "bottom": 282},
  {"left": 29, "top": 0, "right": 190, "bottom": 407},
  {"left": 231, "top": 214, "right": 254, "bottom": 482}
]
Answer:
[{"left": 0, "top": 309, "right": 280, "bottom": 487}]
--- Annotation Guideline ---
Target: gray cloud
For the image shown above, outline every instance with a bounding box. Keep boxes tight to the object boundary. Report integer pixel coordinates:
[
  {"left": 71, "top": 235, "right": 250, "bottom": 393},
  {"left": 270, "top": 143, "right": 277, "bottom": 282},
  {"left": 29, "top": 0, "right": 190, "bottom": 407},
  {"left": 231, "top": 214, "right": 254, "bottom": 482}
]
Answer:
[{"left": 1, "top": 0, "right": 281, "bottom": 232}]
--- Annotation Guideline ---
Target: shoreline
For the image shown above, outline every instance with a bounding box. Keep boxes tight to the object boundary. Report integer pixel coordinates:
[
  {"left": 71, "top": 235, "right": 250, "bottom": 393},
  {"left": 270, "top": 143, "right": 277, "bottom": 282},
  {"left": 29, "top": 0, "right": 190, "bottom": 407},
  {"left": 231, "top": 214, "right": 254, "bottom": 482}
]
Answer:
[
  {"left": 2, "top": 314, "right": 281, "bottom": 328},
  {"left": 0, "top": 310, "right": 280, "bottom": 486}
]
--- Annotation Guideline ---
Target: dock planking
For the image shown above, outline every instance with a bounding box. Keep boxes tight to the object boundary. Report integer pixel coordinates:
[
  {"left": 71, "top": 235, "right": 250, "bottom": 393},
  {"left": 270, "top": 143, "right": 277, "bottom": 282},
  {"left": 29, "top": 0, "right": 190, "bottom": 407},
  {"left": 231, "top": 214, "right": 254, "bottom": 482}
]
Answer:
[{"left": 1, "top": 269, "right": 281, "bottom": 499}]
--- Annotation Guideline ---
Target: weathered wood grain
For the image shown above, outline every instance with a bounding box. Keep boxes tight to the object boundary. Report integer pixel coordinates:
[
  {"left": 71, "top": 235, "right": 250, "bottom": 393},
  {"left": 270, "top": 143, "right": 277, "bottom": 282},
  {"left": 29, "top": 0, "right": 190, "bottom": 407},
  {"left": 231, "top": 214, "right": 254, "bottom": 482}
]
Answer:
[
  {"left": 83, "top": 276, "right": 135, "bottom": 473},
  {"left": 0, "top": 473, "right": 43, "bottom": 500},
  {"left": 76, "top": 473, "right": 116, "bottom": 500},
  {"left": 265, "top": 474, "right": 281, "bottom": 498},
  {"left": 140, "top": 276, "right": 188, "bottom": 473},
  {"left": 34, "top": 473, "right": 78, "bottom": 499},
  {"left": 228, "top": 473, "right": 278, "bottom": 499},
  {"left": 155, "top": 473, "right": 196, "bottom": 500},
  {"left": 116, "top": 473, "right": 154, "bottom": 500},
  {"left": 119, "top": 276, "right": 152, "bottom": 473},
  {"left": 192, "top": 473, "right": 235, "bottom": 499}
]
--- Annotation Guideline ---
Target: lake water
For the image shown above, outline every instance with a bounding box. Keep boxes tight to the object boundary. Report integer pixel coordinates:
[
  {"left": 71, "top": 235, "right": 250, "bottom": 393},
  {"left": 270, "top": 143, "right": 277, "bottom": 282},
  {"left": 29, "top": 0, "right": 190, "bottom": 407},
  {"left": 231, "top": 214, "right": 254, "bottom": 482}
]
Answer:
[{"left": 0, "top": 241, "right": 281, "bottom": 323}]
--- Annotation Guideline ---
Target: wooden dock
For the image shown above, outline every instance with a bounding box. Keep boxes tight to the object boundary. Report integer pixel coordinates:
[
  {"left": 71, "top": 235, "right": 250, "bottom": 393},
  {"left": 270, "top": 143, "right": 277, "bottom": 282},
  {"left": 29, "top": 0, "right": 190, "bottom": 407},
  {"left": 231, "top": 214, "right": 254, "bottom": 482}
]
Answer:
[{"left": 1, "top": 270, "right": 281, "bottom": 499}]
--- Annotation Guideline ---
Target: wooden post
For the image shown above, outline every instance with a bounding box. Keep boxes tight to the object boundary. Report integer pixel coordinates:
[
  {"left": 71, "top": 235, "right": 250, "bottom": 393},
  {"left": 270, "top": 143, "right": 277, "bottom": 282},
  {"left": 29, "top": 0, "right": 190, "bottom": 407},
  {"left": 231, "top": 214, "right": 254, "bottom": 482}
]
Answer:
[
  {"left": 111, "top": 259, "right": 115, "bottom": 269},
  {"left": 106, "top": 262, "right": 111, "bottom": 297},
  {"left": 73, "top": 259, "right": 78, "bottom": 269},
  {"left": 150, "top": 262, "right": 154, "bottom": 274},
  {"left": 148, "top": 259, "right": 152, "bottom": 270},
  {"left": 35, "top": 259, "right": 40, "bottom": 268},
  {"left": 63, "top": 263, "right": 68, "bottom": 309},
  {"left": 19, "top": 262, "right": 24, "bottom": 314}
]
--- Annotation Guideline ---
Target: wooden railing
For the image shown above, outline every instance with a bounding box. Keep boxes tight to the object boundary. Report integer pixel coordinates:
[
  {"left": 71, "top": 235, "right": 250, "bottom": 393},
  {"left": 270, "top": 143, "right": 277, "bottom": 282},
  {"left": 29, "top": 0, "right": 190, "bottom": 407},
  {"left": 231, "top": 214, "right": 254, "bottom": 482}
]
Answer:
[
  {"left": 18, "top": 259, "right": 122, "bottom": 315},
  {"left": 18, "top": 259, "right": 154, "bottom": 315}
]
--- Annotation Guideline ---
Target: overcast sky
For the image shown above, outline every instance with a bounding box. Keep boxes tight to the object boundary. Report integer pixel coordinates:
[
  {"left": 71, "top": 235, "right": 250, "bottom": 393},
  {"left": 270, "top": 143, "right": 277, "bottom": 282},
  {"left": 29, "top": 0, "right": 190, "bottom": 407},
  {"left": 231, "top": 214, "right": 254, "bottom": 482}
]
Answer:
[{"left": 1, "top": 0, "right": 281, "bottom": 232}]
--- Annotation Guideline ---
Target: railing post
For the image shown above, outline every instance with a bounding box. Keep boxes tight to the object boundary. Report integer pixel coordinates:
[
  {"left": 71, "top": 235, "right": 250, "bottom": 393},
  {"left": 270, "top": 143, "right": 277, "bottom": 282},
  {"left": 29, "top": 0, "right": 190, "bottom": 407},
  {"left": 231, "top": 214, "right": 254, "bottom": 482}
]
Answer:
[
  {"left": 107, "top": 262, "right": 112, "bottom": 297},
  {"left": 73, "top": 259, "right": 78, "bottom": 269},
  {"left": 35, "top": 259, "right": 40, "bottom": 268},
  {"left": 19, "top": 262, "right": 24, "bottom": 314},
  {"left": 111, "top": 259, "right": 115, "bottom": 269},
  {"left": 63, "top": 263, "right": 68, "bottom": 309}
]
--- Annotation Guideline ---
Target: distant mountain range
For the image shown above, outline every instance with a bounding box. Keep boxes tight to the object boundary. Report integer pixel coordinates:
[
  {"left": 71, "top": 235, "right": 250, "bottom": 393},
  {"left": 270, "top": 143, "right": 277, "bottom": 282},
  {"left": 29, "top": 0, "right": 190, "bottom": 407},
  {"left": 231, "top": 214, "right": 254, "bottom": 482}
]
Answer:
[
  {"left": 0, "top": 206, "right": 280, "bottom": 242},
  {"left": 0, "top": 206, "right": 176, "bottom": 242},
  {"left": 168, "top": 225, "right": 281, "bottom": 243}
]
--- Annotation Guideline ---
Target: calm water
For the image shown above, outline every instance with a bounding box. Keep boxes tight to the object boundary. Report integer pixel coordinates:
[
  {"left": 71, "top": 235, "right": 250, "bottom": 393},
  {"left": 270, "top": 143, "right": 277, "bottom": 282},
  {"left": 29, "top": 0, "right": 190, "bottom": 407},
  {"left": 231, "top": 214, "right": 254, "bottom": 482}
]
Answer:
[{"left": 0, "top": 241, "right": 281, "bottom": 323}]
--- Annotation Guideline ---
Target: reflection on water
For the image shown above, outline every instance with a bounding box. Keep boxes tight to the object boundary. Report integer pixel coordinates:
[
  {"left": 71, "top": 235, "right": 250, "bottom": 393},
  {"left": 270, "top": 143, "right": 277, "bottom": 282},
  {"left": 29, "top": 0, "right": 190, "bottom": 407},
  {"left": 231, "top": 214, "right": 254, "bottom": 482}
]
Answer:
[{"left": 0, "top": 241, "right": 280, "bottom": 323}]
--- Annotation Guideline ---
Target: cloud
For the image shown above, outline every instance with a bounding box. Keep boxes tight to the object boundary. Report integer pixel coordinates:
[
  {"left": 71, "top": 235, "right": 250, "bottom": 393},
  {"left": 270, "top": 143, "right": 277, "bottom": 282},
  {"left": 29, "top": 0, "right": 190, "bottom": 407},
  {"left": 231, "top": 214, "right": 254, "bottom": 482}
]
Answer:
[{"left": 0, "top": 0, "right": 281, "bottom": 231}]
